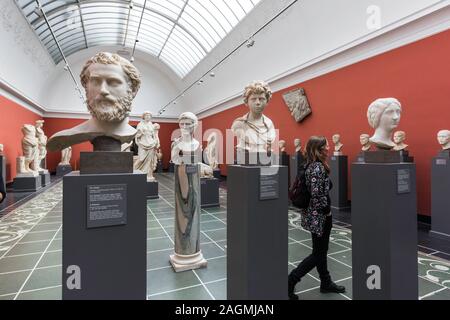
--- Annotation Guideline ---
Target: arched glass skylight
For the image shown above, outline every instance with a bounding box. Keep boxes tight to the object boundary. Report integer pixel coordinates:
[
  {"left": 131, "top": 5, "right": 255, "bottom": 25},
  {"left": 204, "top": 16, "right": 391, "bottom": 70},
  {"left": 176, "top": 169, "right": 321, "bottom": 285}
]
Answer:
[{"left": 15, "top": 0, "right": 261, "bottom": 78}]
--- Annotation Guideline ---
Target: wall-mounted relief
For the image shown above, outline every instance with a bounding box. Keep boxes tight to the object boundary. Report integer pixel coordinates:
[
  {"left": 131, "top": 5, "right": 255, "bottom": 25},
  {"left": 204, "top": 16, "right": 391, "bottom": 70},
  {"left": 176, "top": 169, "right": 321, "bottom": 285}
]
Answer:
[{"left": 282, "top": 88, "right": 311, "bottom": 122}]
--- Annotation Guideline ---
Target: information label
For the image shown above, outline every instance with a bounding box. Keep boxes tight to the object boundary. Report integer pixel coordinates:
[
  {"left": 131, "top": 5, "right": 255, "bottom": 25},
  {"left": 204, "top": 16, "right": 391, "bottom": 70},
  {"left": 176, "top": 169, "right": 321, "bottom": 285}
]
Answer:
[
  {"left": 87, "top": 184, "right": 127, "bottom": 228},
  {"left": 260, "top": 172, "right": 279, "bottom": 200},
  {"left": 397, "top": 169, "right": 410, "bottom": 194},
  {"left": 436, "top": 159, "right": 447, "bottom": 165}
]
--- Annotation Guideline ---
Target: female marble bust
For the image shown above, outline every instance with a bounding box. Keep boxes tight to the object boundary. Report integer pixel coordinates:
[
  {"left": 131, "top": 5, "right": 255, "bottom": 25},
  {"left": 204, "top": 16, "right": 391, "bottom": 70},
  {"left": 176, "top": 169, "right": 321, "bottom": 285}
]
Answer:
[
  {"left": 393, "top": 131, "right": 408, "bottom": 151},
  {"left": 332, "top": 134, "right": 343, "bottom": 155},
  {"left": 231, "top": 81, "right": 276, "bottom": 153},
  {"left": 437, "top": 130, "right": 450, "bottom": 150},
  {"left": 367, "top": 98, "right": 402, "bottom": 150},
  {"left": 171, "top": 112, "right": 201, "bottom": 165},
  {"left": 360, "top": 134, "right": 371, "bottom": 151},
  {"left": 134, "top": 111, "right": 159, "bottom": 181}
]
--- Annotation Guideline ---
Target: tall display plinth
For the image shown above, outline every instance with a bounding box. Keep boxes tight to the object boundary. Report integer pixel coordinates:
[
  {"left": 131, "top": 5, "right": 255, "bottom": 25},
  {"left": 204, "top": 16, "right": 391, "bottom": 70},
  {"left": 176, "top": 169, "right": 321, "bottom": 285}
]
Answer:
[
  {"left": 56, "top": 164, "right": 72, "bottom": 176},
  {"left": 201, "top": 177, "right": 219, "bottom": 208},
  {"left": 329, "top": 155, "right": 349, "bottom": 209},
  {"left": 40, "top": 171, "right": 50, "bottom": 187},
  {"left": 146, "top": 180, "right": 159, "bottom": 199},
  {"left": 430, "top": 151, "right": 450, "bottom": 239},
  {"left": 289, "top": 153, "right": 304, "bottom": 188},
  {"left": 62, "top": 171, "right": 147, "bottom": 300},
  {"left": 213, "top": 168, "right": 221, "bottom": 179},
  {"left": 168, "top": 162, "right": 175, "bottom": 173},
  {"left": 351, "top": 162, "right": 418, "bottom": 300},
  {"left": 156, "top": 161, "right": 163, "bottom": 173},
  {"left": 13, "top": 174, "right": 41, "bottom": 192},
  {"left": 227, "top": 165, "right": 288, "bottom": 300},
  {"left": 0, "top": 156, "right": 6, "bottom": 191}
]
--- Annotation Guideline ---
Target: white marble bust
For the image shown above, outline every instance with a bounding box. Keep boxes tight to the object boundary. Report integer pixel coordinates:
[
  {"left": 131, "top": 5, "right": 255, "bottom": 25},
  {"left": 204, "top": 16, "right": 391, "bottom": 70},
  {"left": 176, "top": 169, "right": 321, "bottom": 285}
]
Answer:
[
  {"left": 134, "top": 111, "right": 159, "bottom": 181},
  {"left": 231, "top": 81, "right": 276, "bottom": 153},
  {"left": 0, "top": 144, "right": 3, "bottom": 156},
  {"left": 393, "top": 131, "right": 408, "bottom": 151},
  {"left": 279, "top": 140, "right": 286, "bottom": 153},
  {"left": 47, "top": 52, "right": 141, "bottom": 151},
  {"left": 437, "top": 129, "right": 450, "bottom": 150},
  {"left": 294, "top": 138, "right": 301, "bottom": 153},
  {"left": 171, "top": 112, "right": 201, "bottom": 165},
  {"left": 360, "top": 134, "right": 371, "bottom": 151},
  {"left": 59, "top": 147, "right": 72, "bottom": 165},
  {"left": 332, "top": 134, "right": 343, "bottom": 155},
  {"left": 367, "top": 98, "right": 402, "bottom": 150}
]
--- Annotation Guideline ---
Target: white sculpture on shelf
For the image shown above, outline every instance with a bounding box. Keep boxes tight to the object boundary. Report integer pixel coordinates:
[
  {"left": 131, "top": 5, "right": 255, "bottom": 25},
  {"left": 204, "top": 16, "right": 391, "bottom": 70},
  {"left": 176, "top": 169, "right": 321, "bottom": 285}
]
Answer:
[
  {"left": 437, "top": 129, "right": 450, "bottom": 150},
  {"left": 0, "top": 144, "right": 3, "bottom": 156},
  {"left": 332, "top": 134, "right": 344, "bottom": 155},
  {"left": 367, "top": 98, "right": 402, "bottom": 150},
  {"left": 134, "top": 111, "right": 159, "bottom": 181},
  {"left": 204, "top": 132, "right": 218, "bottom": 170},
  {"left": 231, "top": 81, "right": 276, "bottom": 153},
  {"left": 34, "top": 120, "right": 47, "bottom": 172},
  {"left": 294, "top": 138, "right": 302, "bottom": 153},
  {"left": 170, "top": 112, "right": 207, "bottom": 272},
  {"left": 360, "top": 134, "right": 371, "bottom": 151},
  {"left": 279, "top": 140, "right": 286, "bottom": 153},
  {"left": 18, "top": 124, "right": 39, "bottom": 177},
  {"left": 47, "top": 52, "right": 141, "bottom": 152},
  {"left": 59, "top": 147, "right": 72, "bottom": 165},
  {"left": 393, "top": 131, "right": 408, "bottom": 151}
]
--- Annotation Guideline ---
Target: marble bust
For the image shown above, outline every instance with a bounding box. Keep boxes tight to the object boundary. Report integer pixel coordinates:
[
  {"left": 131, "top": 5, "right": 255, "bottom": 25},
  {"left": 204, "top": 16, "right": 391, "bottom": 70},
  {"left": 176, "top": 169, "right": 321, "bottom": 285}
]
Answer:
[
  {"left": 171, "top": 112, "right": 201, "bottom": 165},
  {"left": 437, "top": 130, "right": 450, "bottom": 150},
  {"left": 294, "top": 138, "right": 302, "bottom": 153},
  {"left": 279, "top": 140, "right": 286, "bottom": 153},
  {"left": 332, "top": 134, "right": 344, "bottom": 155},
  {"left": 393, "top": 131, "right": 408, "bottom": 151},
  {"left": 134, "top": 111, "right": 159, "bottom": 181},
  {"left": 0, "top": 144, "right": 3, "bottom": 156},
  {"left": 205, "top": 132, "right": 218, "bottom": 170},
  {"left": 20, "top": 124, "right": 39, "bottom": 176},
  {"left": 59, "top": 147, "right": 72, "bottom": 165},
  {"left": 47, "top": 52, "right": 141, "bottom": 152},
  {"left": 367, "top": 98, "right": 402, "bottom": 150},
  {"left": 35, "top": 120, "right": 47, "bottom": 171},
  {"left": 360, "top": 134, "right": 371, "bottom": 151},
  {"left": 231, "top": 81, "right": 276, "bottom": 153}
]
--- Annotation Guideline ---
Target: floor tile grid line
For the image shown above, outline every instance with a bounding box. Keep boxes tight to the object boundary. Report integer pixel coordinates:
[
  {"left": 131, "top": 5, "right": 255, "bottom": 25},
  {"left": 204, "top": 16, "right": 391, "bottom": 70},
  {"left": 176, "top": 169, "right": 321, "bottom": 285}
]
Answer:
[
  {"left": 13, "top": 224, "right": 63, "bottom": 300},
  {"left": 295, "top": 240, "right": 353, "bottom": 269},
  {"left": 147, "top": 277, "right": 227, "bottom": 299},
  {"left": 16, "top": 284, "right": 63, "bottom": 296},
  {"left": 0, "top": 199, "right": 62, "bottom": 261},
  {"left": 419, "top": 244, "right": 450, "bottom": 257},
  {"left": 0, "top": 182, "right": 62, "bottom": 222},
  {"left": 288, "top": 234, "right": 352, "bottom": 256},
  {"left": 5, "top": 248, "right": 62, "bottom": 259},
  {"left": 200, "top": 230, "right": 225, "bottom": 253},
  {"left": 192, "top": 269, "right": 216, "bottom": 300},
  {"left": 419, "top": 287, "right": 449, "bottom": 300},
  {"left": 146, "top": 205, "right": 174, "bottom": 246},
  {"left": 27, "top": 228, "right": 61, "bottom": 234},
  {"left": 147, "top": 240, "right": 221, "bottom": 254},
  {"left": 418, "top": 274, "right": 450, "bottom": 291},
  {"left": 0, "top": 264, "right": 62, "bottom": 276}
]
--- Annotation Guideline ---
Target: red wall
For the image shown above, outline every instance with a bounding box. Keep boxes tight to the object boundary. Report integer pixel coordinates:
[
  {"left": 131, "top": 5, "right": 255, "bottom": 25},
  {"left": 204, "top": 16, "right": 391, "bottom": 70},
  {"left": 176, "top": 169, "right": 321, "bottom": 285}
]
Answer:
[
  {"left": 0, "top": 96, "right": 43, "bottom": 182},
  {"left": 43, "top": 118, "right": 178, "bottom": 172},
  {"left": 201, "top": 30, "right": 450, "bottom": 216}
]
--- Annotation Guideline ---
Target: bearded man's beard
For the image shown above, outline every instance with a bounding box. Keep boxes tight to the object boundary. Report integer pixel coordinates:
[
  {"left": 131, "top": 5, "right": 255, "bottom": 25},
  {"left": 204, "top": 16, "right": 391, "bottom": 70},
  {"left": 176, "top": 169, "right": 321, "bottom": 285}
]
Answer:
[{"left": 88, "top": 92, "right": 133, "bottom": 122}]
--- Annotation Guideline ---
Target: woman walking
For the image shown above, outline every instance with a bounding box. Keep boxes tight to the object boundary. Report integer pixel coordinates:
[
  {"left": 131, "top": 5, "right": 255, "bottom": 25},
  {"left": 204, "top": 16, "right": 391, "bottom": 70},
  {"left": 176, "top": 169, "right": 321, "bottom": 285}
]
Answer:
[{"left": 288, "top": 136, "right": 345, "bottom": 300}]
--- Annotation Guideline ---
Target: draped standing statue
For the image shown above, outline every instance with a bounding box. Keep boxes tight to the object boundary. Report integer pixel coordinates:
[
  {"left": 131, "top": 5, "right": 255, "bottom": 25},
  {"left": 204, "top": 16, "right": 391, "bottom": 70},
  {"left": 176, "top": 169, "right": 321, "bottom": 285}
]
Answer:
[{"left": 134, "top": 111, "right": 159, "bottom": 181}]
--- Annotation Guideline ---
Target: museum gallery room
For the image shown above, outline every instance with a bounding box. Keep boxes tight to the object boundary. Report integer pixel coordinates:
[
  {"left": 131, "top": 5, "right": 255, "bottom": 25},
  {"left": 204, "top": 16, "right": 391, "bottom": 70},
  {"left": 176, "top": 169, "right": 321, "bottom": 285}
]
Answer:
[{"left": 0, "top": 0, "right": 449, "bottom": 301}]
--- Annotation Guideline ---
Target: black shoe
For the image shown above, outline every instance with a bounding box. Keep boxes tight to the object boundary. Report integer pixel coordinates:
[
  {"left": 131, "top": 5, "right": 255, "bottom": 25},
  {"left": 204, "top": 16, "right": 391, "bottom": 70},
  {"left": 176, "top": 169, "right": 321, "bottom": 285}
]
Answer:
[
  {"left": 288, "top": 275, "right": 299, "bottom": 300},
  {"left": 320, "top": 281, "right": 346, "bottom": 294}
]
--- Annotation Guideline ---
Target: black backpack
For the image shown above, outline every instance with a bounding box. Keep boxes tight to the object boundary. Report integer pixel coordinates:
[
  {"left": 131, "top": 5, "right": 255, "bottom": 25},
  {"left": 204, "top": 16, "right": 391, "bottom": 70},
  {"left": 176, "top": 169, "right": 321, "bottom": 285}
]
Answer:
[{"left": 289, "top": 164, "right": 311, "bottom": 209}]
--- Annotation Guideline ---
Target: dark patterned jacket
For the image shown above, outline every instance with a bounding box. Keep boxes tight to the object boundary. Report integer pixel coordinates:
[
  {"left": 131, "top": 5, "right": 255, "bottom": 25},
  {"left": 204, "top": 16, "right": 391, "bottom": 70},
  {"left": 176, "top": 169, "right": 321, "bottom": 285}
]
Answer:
[{"left": 300, "top": 161, "right": 332, "bottom": 236}]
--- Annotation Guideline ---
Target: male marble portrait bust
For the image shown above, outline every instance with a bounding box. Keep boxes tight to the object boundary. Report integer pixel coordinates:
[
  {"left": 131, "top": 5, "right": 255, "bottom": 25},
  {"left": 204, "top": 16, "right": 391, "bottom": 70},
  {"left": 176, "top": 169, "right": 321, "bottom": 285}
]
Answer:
[
  {"left": 47, "top": 52, "right": 141, "bottom": 151},
  {"left": 437, "top": 130, "right": 450, "bottom": 150},
  {"left": 231, "top": 81, "right": 276, "bottom": 153},
  {"left": 294, "top": 138, "right": 302, "bottom": 153},
  {"left": 393, "top": 131, "right": 408, "bottom": 151},
  {"left": 332, "top": 134, "right": 344, "bottom": 155},
  {"left": 360, "top": 134, "right": 371, "bottom": 151},
  {"left": 367, "top": 98, "right": 402, "bottom": 150}
]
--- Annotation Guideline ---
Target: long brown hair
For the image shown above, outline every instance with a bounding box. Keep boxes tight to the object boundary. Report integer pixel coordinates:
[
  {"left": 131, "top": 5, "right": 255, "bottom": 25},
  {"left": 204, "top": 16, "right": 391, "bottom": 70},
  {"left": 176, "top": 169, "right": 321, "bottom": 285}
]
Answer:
[{"left": 304, "top": 136, "right": 330, "bottom": 173}]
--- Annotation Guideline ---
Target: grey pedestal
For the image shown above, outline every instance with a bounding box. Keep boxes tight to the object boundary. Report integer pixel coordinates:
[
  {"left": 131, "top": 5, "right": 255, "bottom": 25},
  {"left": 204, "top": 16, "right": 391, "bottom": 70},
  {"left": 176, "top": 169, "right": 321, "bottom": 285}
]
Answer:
[
  {"left": 227, "top": 165, "right": 288, "bottom": 300},
  {"left": 40, "top": 172, "right": 50, "bottom": 187},
  {"left": 213, "top": 168, "right": 221, "bottom": 179},
  {"left": 168, "top": 162, "right": 175, "bottom": 173},
  {"left": 351, "top": 162, "right": 418, "bottom": 300},
  {"left": 13, "top": 175, "right": 41, "bottom": 192},
  {"left": 62, "top": 171, "right": 147, "bottom": 300},
  {"left": 289, "top": 153, "right": 304, "bottom": 188},
  {"left": 146, "top": 180, "right": 159, "bottom": 199},
  {"left": 156, "top": 161, "right": 163, "bottom": 173},
  {"left": 431, "top": 153, "right": 450, "bottom": 239},
  {"left": 56, "top": 164, "right": 72, "bottom": 177},
  {"left": 0, "top": 156, "right": 5, "bottom": 191},
  {"left": 201, "top": 177, "right": 219, "bottom": 208},
  {"left": 329, "top": 155, "right": 349, "bottom": 209}
]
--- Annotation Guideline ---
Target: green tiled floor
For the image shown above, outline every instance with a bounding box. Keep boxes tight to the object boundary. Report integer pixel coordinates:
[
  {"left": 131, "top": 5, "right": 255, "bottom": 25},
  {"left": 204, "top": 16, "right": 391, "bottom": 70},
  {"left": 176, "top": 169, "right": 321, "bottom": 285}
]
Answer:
[{"left": 0, "top": 173, "right": 450, "bottom": 300}]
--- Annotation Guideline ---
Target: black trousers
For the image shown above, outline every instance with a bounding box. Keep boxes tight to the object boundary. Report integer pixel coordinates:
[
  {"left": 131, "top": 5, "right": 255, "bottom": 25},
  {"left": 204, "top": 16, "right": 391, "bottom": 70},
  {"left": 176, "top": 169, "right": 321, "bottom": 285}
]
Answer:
[{"left": 290, "top": 215, "right": 332, "bottom": 283}]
